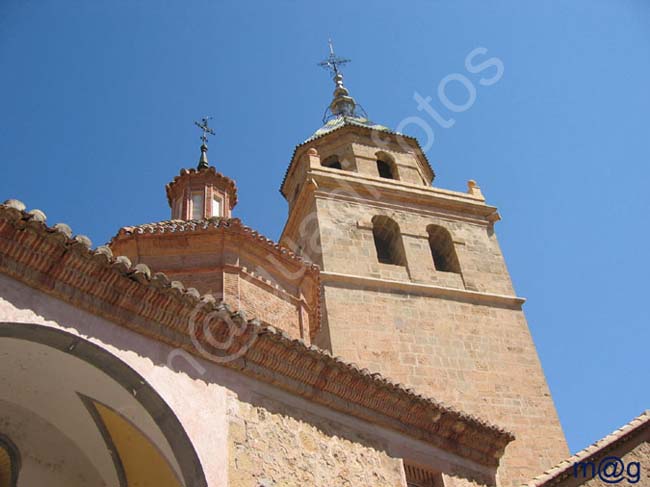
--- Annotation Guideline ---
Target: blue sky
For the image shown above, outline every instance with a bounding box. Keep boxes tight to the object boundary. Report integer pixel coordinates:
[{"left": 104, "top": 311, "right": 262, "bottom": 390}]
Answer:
[{"left": 1, "top": 0, "right": 648, "bottom": 454}]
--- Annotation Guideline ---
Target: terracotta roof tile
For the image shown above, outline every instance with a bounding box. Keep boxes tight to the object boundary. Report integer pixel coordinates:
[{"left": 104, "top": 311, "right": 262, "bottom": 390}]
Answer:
[
  {"left": 110, "top": 217, "right": 319, "bottom": 274},
  {"left": 0, "top": 199, "right": 515, "bottom": 468},
  {"left": 522, "top": 410, "right": 650, "bottom": 486}
]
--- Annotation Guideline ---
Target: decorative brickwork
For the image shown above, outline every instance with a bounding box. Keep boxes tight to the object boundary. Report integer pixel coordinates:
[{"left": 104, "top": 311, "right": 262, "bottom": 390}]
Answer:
[
  {"left": 0, "top": 199, "right": 514, "bottom": 471},
  {"left": 109, "top": 217, "right": 320, "bottom": 342},
  {"left": 166, "top": 166, "right": 238, "bottom": 219},
  {"left": 1, "top": 75, "right": 641, "bottom": 485}
]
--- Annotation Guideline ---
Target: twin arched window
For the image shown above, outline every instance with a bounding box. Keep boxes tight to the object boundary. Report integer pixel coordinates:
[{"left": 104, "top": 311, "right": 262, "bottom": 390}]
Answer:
[
  {"left": 372, "top": 216, "right": 406, "bottom": 266},
  {"left": 371, "top": 219, "right": 461, "bottom": 274},
  {"left": 320, "top": 153, "right": 399, "bottom": 180}
]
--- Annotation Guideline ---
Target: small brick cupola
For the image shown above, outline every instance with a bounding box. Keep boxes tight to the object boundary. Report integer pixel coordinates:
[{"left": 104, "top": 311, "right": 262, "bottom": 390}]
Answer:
[
  {"left": 165, "top": 118, "right": 237, "bottom": 220},
  {"left": 166, "top": 167, "right": 237, "bottom": 220}
]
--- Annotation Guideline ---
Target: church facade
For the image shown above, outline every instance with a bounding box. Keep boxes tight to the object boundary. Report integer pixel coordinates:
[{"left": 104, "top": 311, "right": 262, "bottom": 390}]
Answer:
[{"left": 0, "top": 55, "right": 647, "bottom": 487}]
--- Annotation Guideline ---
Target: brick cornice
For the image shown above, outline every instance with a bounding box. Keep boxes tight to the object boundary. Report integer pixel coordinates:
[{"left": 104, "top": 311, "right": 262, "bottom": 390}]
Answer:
[
  {"left": 110, "top": 217, "right": 322, "bottom": 341},
  {"left": 0, "top": 200, "right": 514, "bottom": 468},
  {"left": 110, "top": 217, "right": 320, "bottom": 276},
  {"left": 165, "top": 166, "right": 238, "bottom": 208}
]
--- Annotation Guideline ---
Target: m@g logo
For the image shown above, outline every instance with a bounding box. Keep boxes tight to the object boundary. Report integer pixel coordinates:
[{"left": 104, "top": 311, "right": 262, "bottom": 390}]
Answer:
[{"left": 573, "top": 456, "right": 641, "bottom": 484}]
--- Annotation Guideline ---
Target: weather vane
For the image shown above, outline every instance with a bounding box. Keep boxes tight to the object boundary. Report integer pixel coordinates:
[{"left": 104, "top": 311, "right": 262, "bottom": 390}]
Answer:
[
  {"left": 318, "top": 39, "right": 351, "bottom": 78},
  {"left": 195, "top": 116, "right": 215, "bottom": 170},
  {"left": 194, "top": 116, "right": 215, "bottom": 145}
]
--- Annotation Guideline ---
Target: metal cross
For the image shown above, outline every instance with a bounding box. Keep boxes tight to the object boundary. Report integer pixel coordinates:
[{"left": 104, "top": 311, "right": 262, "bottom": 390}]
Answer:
[
  {"left": 194, "top": 116, "right": 215, "bottom": 145},
  {"left": 318, "top": 39, "right": 351, "bottom": 77}
]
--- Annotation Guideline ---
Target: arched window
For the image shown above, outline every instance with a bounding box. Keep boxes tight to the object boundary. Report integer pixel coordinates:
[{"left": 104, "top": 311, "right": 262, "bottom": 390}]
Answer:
[
  {"left": 322, "top": 155, "right": 343, "bottom": 170},
  {"left": 190, "top": 191, "right": 204, "bottom": 220},
  {"left": 376, "top": 152, "right": 398, "bottom": 180},
  {"left": 211, "top": 195, "right": 222, "bottom": 217},
  {"left": 372, "top": 216, "right": 406, "bottom": 266},
  {"left": 427, "top": 225, "right": 461, "bottom": 274},
  {"left": 377, "top": 159, "right": 394, "bottom": 179}
]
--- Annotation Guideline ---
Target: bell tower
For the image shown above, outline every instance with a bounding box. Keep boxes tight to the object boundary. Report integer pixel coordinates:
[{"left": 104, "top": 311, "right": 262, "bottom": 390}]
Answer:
[{"left": 279, "top": 46, "right": 569, "bottom": 486}]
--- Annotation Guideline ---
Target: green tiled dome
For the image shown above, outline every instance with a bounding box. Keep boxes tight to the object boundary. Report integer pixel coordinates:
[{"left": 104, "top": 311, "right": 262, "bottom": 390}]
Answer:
[{"left": 306, "top": 116, "right": 391, "bottom": 143}]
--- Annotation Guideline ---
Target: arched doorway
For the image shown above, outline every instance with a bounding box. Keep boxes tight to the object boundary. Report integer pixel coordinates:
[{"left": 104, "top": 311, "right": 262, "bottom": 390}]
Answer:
[{"left": 0, "top": 322, "right": 207, "bottom": 487}]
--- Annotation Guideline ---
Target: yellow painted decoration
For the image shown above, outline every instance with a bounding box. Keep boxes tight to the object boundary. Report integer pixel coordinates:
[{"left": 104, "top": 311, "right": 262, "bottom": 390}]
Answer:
[
  {"left": 93, "top": 401, "right": 182, "bottom": 487},
  {"left": 0, "top": 444, "right": 13, "bottom": 487}
]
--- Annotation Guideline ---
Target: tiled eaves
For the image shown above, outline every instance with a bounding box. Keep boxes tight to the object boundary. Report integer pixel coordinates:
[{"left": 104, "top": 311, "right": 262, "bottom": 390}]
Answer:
[
  {"left": 109, "top": 217, "right": 320, "bottom": 276},
  {"left": 279, "top": 121, "right": 435, "bottom": 198},
  {"left": 165, "top": 166, "right": 238, "bottom": 207},
  {"left": 110, "top": 216, "right": 322, "bottom": 340},
  {"left": 522, "top": 410, "right": 650, "bottom": 486},
  {"left": 0, "top": 199, "right": 514, "bottom": 468}
]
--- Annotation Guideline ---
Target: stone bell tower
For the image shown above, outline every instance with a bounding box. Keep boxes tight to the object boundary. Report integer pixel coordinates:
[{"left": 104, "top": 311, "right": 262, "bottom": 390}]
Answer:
[{"left": 279, "top": 46, "right": 569, "bottom": 486}]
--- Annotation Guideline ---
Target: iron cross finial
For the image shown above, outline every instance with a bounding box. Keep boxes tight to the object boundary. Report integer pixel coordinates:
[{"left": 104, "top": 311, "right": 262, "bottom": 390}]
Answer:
[
  {"left": 194, "top": 116, "right": 215, "bottom": 146},
  {"left": 318, "top": 39, "right": 351, "bottom": 78}
]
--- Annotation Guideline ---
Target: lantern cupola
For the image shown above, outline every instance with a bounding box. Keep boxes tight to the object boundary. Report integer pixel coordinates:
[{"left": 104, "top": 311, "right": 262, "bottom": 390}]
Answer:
[{"left": 165, "top": 117, "right": 237, "bottom": 220}]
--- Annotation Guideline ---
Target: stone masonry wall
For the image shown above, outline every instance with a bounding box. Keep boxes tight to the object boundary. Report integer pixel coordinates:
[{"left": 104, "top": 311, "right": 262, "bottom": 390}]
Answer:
[
  {"left": 226, "top": 391, "right": 407, "bottom": 487},
  {"left": 299, "top": 132, "right": 431, "bottom": 187},
  {"left": 320, "top": 285, "right": 567, "bottom": 486},
  {"left": 290, "top": 194, "right": 569, "bottom": 486},
  {"left": 0, "top": 273, "right": 499, "bottom": 487},
  {"left": 314, "top": 197, "right": 515, "bottom": 295}
]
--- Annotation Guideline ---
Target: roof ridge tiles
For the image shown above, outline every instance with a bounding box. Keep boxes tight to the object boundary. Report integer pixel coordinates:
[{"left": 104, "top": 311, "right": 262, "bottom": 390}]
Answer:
[
  {"left": 109, "top": 217, "right": 319, "bottom": 273},
  {"left": 522, "top": 410, "right": 650, "bottom": 487}
]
